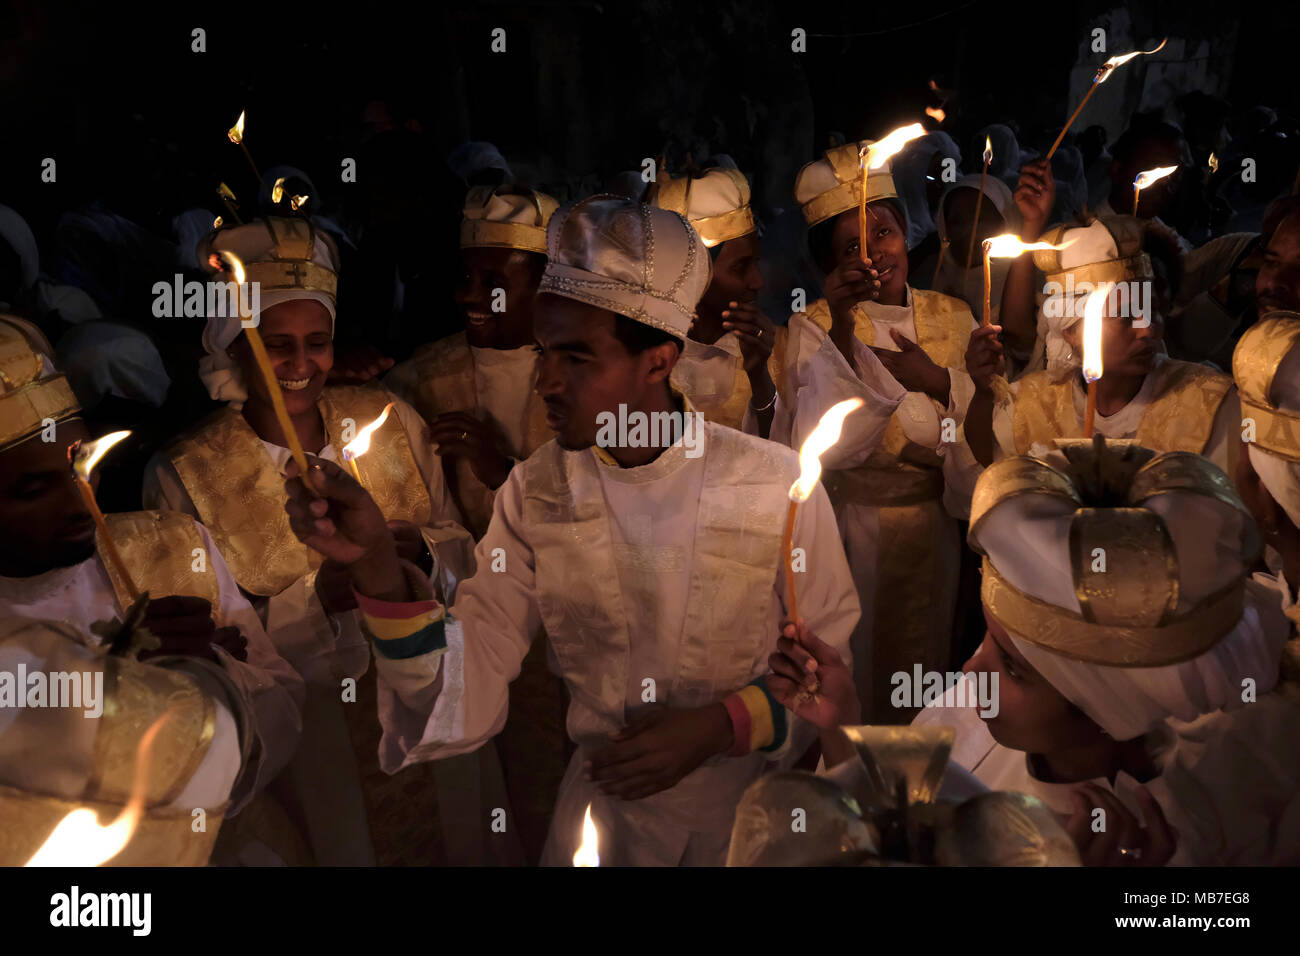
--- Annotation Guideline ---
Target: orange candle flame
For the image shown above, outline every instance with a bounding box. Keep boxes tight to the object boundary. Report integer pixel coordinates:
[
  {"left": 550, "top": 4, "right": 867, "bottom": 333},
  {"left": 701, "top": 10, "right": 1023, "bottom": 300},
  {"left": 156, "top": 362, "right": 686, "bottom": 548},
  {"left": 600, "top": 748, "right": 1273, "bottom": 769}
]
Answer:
[
  {"left": 1082, "top": 282, "right": 1113, "bottom": 384},
  {"left": 1096, "top": 38, "right": 1167, "bottom": 82},
  {"left": 70, "top": 431, "right": 131, "bottom": 482},
  {"left": 227, "top": 110, "right": 246, "bottom": 145},
  {"left": 925, "top": 106, "right": 946, "bottom": 124},
  {"left": 271, "top": 176, "right": 285, "bottom": 204},
  {"left": 25, "top": 710, "right": 174, "bottom": 866},
  {"left": 790, "top": 399, "right": 864, "bottom": 503},
  {"left": 341, "top": 403, "right": 395, "bottom": 465}
]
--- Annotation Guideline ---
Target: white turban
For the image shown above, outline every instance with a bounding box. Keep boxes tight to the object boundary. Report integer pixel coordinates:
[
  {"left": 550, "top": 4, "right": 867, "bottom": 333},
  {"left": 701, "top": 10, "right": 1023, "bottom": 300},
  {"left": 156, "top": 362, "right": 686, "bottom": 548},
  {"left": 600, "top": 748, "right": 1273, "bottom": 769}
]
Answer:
[
  {"left": 974, "top": 464, "right": 1285, "bottom": 741},
  {"left": 195, "top": 221, "right": 338, "bottom": 408}
]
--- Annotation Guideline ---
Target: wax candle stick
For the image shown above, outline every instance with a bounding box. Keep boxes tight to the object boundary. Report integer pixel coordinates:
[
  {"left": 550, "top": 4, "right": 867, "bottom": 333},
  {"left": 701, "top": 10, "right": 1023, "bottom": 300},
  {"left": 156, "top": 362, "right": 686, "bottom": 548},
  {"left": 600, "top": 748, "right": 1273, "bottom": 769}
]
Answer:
[
  {"left": 966, "top": 137, "right": 993, "bottom": 269},
  {"left": 858, "top": 124, "right": 926, "bottom": 264},
  {"left": 227, "top": 110, "right": 262, "bottom": 184},
  {"left": 1046, "top": 39, "right": 1167, "bottom": 161},
  {"left": 68, "top": 432, "right": 139, "bottom": 601}
]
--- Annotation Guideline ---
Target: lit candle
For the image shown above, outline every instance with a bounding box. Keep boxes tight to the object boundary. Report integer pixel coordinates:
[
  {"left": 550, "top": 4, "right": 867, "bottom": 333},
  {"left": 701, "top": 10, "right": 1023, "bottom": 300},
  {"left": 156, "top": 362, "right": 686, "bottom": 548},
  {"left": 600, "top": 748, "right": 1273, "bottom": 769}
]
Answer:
[
  {"left": 1081, "top": 283, "right": 1112, "bottom": 437},
  {"left": 211, "top": 251, "right": 316, "bottom": 490},
  {"left": 573, "top": 803, "right": 599, "bottom": 867},
  {"left": 68, "top": 431, "right": 139, "bottom": 602},
  {"left": 965, "top": 137, "right": 994, "bottom": 269},
  {"left": 784, "top": 398, "right": 864, "bottom": 625},
  {"left": 340, "top": 402, "right": 396, "bottom": 488},
  {"left": 1046, "top": 38, "right": 1167, "bottom": 161},
  {"left": 226, "top": 109, "right": 263, "bottom": 184},
  {"left": 26, "top": 711, "right": 173, "bottom": 866},
  {"left": 216, "top": 182, "right": 244, "bottom": 225},
  {"left": 980, "top": 234, "right": 1075, "bottom": 327},
  {"left": 858, "top": 123, "right": 926, "bottom": 261},
  {"left": 1131, "top": 165, "right": 1178, "bottom": 216}
]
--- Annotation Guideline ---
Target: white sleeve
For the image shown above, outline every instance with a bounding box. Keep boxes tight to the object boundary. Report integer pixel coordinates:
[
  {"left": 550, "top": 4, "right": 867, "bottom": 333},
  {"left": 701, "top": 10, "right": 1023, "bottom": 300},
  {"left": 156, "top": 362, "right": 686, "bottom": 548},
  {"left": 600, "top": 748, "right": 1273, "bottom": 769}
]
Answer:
[
  {"left": 200, "top": 524, "right": 305, "bottom": 807},
  {"left": 373, "top": 468, "right": 540, "bottom": 772},
  {"left": 785, "top": 315, "right": 905, "bottom": 470}
]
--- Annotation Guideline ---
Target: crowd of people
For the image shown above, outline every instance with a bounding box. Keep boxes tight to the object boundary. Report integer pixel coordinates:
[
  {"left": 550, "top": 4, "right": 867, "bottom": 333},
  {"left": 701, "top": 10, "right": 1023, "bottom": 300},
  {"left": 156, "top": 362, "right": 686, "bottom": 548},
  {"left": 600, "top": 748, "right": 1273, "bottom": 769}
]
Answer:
[{"left": 1, "top": 88, "right": 1298, "bottom": 867}]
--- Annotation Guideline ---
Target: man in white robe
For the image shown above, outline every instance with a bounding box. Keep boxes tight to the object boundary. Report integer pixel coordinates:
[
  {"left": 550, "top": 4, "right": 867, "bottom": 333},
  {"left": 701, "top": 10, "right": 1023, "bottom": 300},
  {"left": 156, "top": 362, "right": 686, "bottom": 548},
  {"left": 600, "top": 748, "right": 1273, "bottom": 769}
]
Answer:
[{"left": 281, "top": 196, "right": 861, "bottom": 865}]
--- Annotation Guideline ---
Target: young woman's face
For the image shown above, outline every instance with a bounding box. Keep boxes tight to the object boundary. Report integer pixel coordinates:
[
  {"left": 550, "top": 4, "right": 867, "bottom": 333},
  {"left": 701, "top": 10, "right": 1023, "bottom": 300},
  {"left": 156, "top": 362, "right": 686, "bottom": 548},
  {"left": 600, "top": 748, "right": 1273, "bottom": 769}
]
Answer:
[
  {"left": 828, "top": 203, "right": 909, "bottom": 304},
  {"left": 234, "top": 298, "right": 334, "bottom": 415},
  {"left": 962, "top": 607, "right": 1103, "bottom": 754}
]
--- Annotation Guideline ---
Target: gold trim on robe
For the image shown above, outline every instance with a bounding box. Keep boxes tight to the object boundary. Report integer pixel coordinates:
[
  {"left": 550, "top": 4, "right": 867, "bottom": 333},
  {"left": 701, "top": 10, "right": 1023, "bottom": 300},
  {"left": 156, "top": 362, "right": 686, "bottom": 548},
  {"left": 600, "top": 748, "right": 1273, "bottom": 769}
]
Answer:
[
  {"left": 1010, "top": 360, "right": 1233, "bottom": 459},
  {"left": 406, "top": 333, "right": 550, "bottom": 538},
  {"left": 100, "top": 511, "right": 220, "bottom": 618},
  {"left": 671, "top": 327, "right": 788, "bottom": 432},
  {"left": 165, "top": 386, "right": 431, "bottom": 596}
]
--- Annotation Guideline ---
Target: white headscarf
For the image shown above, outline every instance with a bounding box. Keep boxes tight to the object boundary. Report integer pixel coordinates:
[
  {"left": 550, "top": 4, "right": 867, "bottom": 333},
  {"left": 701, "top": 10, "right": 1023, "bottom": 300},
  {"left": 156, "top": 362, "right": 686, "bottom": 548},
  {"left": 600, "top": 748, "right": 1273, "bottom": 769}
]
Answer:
[
  {"left": 931, "top": 174, "right": 1021, "bottom": 315},
  {"left": 196, "top": 224, "right": 338, "bottom": 409},
  {"left": 976, "top": 481, "right": 1285, "bottom": 741},
  {"left": 1032, "top": 219, "right": 1123, "bottom": 379}
]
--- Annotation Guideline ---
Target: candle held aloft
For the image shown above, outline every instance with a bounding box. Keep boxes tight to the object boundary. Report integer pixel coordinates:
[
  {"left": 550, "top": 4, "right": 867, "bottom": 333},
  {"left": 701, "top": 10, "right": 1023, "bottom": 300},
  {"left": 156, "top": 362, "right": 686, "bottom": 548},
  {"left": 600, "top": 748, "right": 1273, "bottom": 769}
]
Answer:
[
  {"left": 858, "top": 124, "right": 926, "bottom": 262},
  {"left": 226, "top": 109, "right": 263, "bottom": 184},
  {"left": 966, "top": 137, "right": 994, "bottom": 269},
  {"left": 1131, "top": 165, "right": 1178, "bottom": 216},
  {"left": 1081, "top": 283, "right": 1112, "bottom": 438},
  {"left": 68, "top": 432, "right": 140, "bottom": 602},
  {"left": 1046, "top": 38, "right": 1168, "bottom": 161},
  {"left": 979, "top": 234, "right": 1076, "bottom": 327}
]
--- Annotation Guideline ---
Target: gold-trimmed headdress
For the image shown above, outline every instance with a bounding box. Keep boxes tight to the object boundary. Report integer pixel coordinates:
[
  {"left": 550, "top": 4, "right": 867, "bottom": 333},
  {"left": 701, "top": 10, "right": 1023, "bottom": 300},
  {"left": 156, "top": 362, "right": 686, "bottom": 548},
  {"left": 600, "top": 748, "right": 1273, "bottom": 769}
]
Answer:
[
  {"left": 460, "top": 184, "right": 558, "bottom": 255},
  {"left": 968, "top": 439, "right": 1258, "bottom": 667},
  {"left": 199, "top": 216, "right": 338, "bottom": 302},
  {"left": 1234, "top": 311, "right": 1300, "bottom": 463},
  {"left": 1032, "top": 215, "right": 1152, "bottom": 288},
  {"left": 794, "top": 142, "right": 901, "bottom": 227},
  {"left": 648, "top": 167, "right": 755, "bottom": 247},
  {"left": 0, "top": 315, "right": 80, "bottom": 452}
]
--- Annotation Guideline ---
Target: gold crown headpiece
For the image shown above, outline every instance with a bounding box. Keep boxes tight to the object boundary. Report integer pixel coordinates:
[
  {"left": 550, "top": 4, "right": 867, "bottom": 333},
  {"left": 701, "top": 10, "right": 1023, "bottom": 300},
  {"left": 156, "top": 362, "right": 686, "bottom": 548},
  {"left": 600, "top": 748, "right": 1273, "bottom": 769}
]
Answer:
[
  {"left": 648, "top": 167, "right": 755, "bottom": 246},
  {"left": 797, "top": 142, "right": 901, "bottom": 227},
  {"left": 0, "top": 316, "right": 79, "bottom": 451},
  {"left": 460, "top": 185, "right": 558, "bottom": 255},
  {"left": 206, "top": 216, "right": 338, "bottom": 300},
  {"left": 1032, "top": 215, "right": 1153, "bottom": 287}
]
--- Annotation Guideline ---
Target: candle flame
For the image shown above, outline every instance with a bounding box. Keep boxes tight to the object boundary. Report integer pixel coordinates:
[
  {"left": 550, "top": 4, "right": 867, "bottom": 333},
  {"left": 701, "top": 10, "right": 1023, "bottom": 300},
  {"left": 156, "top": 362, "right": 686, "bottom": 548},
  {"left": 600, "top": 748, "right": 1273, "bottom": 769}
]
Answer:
[
  {"left": 790, "top": 399, "right": 863, "bottom": 502},
  {"left": 341, "top": 403, "right": 395, "bottom": 463},
  {"left": 863, "top": 123, "right": 926, "bottom": 170},
  {"left": 982, "top": 233, "right": 1073, "bottom": 259},
  {"left": 924, "top": 106, "right": 946, "bottom": 124},
  {"left": 25, "top": 711, "right": 173, "bottom": 866},
  {"left": 213, "top": 216, "right": 223, "bottom": 229},
  {"left": 290, "top": 194, "right": 309, "bottom": 212},
  {"left": 573, "top": 803, "right": 599, "bottom": 867},
  {"left": 1082, "top": 282, "right": 1113, "bottom": 383},
  {"left": 212, "top": 250, "right": 247, "bottom": 286},
  {"left": 1097, "top": 38, "right": 1167, "bottom": 82},
  {"left": 218, "top": 182, "right": 237, "bottom": 202},
  {"left": 1132, "top": 165, "right": 1179, "bottom": 190},
  {"left": 69, "top": 431, "right": 132, "bottom": 482},
  {"left": 271, "top": 177, "right": 285, "bottom": 204},
  {"left": 1208, "top": 152, "right": 1219, "bottom": 173},
  {"left": 982, "top": 136, "right": 993, "bottom": 166},
  {"left": 227, "top": 110, "right": 246, "bottom": 145}
]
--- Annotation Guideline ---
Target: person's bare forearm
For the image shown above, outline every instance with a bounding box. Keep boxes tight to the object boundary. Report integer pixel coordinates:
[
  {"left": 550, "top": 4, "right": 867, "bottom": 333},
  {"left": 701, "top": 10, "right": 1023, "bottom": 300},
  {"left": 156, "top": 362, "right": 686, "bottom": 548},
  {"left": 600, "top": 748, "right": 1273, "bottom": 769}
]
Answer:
[{"left": 965, "top": 389, "right": 996, "bottom": 466}]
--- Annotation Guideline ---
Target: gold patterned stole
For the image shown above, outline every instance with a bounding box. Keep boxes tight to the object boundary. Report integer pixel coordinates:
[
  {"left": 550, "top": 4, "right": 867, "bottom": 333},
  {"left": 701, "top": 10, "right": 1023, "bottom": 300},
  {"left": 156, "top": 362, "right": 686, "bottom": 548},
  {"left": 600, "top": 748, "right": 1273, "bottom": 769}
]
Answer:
[
  {"left": 0, "top": 653, "right": 227, "bottom": 866},
  {"left": 805, "top": 289, "right": 972, "bottom": 505},
  {"left": 673, "top": 327, "right": 789, "bottom": 432},
  {"left": 522, "top": 426, "right": 789, "bottom": 743},
  {"left": 100, "top": 511, "right": 219, "bottom": 617},
  {"left": 167, "top": 386, "right": 431, "bottom": 596},
  {"left": 1011, "top": 360, "right": 1233, "bottom": 456},
  {"left": 408, "top": 333, "right": 549, "bottom": 538}
]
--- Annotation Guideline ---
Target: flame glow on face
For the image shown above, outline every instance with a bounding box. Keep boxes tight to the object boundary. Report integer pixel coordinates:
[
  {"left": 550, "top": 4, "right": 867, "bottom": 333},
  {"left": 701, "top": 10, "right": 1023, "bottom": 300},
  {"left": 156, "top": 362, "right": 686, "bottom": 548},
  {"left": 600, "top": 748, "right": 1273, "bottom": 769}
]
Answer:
[
  {"left": 70, "top": 431, "right": 132, "bottom": 482},
  {"left": 573, "top": 803, "right": 599, "bottom": 867},
  {"left": 25, "top": 711, "right": 173, "bottom": 866},
  {"left": 790, "top": 398, "right": 864, "bottom": 502},
  {"left": 982, "top": 234, "right": 1073, "bottom": 260},
  {"left": 1132, "top": 165, "right": 1179, "bottom": 190},
  {"left": 341, "top": 403, "right": 395, "bottom": 463},
  {"left": 271, "top": 177, "right": 285, "bottom": 204},
  {"left": 864, "top": 123, "right": 927, "bottom": 170},
  {"left": 1097, "top": 38, "right": 1167, "bottom": 82},
  {"left": 1082, "top": 282, "right": 1114, "bottom": 383},
  {"left": 982, "top": 136, "right": 993, "bottom": 166},
  {"left": 925, "top": 106, "right": 946, "bottom": 124},
  {"left": 227, "top": 110, "right": 246, "bottom": 145}
]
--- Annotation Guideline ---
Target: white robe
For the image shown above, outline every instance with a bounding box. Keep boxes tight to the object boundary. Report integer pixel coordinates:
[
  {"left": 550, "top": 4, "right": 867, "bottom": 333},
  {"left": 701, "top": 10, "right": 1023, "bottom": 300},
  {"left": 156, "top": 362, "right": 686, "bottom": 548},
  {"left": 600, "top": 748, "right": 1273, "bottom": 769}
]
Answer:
[
  {"left": 772, "top": 291, "right": 976, "bottom": 716},
  {"left": 912, "top": 673, "right": 1300, "bottom": 865},
  {"left": 372, "top": 421, "right": 861, "bottom": 865},
  {"left": 670, "top": 333, "right": 762, "bottom": 435},
  {"left": 0, "top": 523, "right": 302, "bottom": 813}
]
